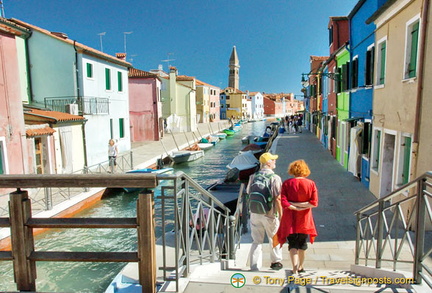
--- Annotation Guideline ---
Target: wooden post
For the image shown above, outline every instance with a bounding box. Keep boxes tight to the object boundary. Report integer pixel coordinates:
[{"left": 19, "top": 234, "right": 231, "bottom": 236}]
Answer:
[
  {"left": 137, "top": 191, "right": 156, "bottom": 293},
  {"left": 9, "top": 189, "right": 36, "bottom": 291}
]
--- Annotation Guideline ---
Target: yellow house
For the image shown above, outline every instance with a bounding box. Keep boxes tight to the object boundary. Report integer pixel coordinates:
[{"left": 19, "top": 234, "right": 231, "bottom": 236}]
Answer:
[
  {"left": 368, "top": 0, "right": 423, "bottom": 197},
  {"left": 223, "top": 87, "right": 248, "bottom": 120},
  {"left": 161, "top": 67, "right": 197, "bottom": 132}
]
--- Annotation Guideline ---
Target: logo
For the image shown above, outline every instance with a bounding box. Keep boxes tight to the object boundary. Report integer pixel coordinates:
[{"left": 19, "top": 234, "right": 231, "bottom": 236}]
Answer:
[{"left": 230, "top": 273, "right": 246, "bottom": 288}]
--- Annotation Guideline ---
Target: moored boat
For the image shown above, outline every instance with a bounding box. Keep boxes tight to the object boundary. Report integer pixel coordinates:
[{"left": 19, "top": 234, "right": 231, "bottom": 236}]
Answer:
[
  {"left": 226, "top": 150, "right": 260, "bottom": 181},
  {"left": 223, "top": 129, "right": 235, "bottom": 136},
  {"left": 170, "top": 150, "right": 204, "bottom": 164}
]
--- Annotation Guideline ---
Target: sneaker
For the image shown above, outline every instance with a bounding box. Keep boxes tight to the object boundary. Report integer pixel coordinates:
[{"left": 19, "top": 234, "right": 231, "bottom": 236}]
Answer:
[{"left": 270, "top": 262, "right": 283, "bottom": 270}]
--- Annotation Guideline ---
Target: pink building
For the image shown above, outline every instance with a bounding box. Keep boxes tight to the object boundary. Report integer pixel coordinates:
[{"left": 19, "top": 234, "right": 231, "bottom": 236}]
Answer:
[
  {"left": 128, "top": 68, "right": 163, "bottom": 141},
  {"left": 0, "top": 19, "right": 31, "bottom": 178}
]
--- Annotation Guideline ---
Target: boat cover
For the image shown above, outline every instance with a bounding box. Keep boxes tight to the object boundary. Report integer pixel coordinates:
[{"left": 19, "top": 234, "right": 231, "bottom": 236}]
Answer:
[{"left": 227, "top": 150, "right": 259, "bottom": 171}]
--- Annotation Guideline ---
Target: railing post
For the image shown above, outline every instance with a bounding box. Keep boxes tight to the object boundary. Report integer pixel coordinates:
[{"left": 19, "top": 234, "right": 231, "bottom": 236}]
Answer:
[
  {"left": 355, "top": 212, "right": 361, "bottom": 265},
  {"left": 44, "top": 187, "right": 53, "bottom": 210},
  {"left": 209, "top": 200, "right": 215, "bottom": 263},
  {"left": 413, "top": 178, "right": 426, "bottom": 284},
  {"left": 228, "top": 215, "right": 236, "bottom": 259},
  {"left": 181, "top": 179, "right": 190, "bottom": 277},
  {"left": 9, "top": 189, "right": 36, "bottom": 291},
  {"left": 137, "top": 190, "right": 156, "bottom": 293},
  {"left": 375, "top": 201, "right": 384, "bottom": 269},
  {"left": 130, "top": 151, "right": 134, "bottom": 170}
]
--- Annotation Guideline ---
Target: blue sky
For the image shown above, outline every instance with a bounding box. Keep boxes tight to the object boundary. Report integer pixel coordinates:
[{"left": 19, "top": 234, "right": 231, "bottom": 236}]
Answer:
[{"left": 5, "top": 0, "right": 357, "bottom": 96}]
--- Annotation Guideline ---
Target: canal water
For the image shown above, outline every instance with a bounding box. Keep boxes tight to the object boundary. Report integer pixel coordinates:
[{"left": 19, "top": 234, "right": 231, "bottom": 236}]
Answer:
[{"left": 0, "top": 121, "right": 268, "bottom": 293}]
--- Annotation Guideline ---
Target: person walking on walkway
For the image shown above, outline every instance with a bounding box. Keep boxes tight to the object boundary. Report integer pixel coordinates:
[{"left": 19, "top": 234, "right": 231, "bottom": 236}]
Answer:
[
  {"left": 246, "top": 152, "right": 283, "bottom": 271},
  {"left": 108, "top": 139, "right": 118, "bottom": 173},
  {"left": 275, "top": 159, "right": 318, "bottom": 274}
]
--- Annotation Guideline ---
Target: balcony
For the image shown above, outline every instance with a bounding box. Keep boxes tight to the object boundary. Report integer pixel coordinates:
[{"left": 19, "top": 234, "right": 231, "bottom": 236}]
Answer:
[{"left": 44, "top": 96, "right": 110, "bottom": 115}]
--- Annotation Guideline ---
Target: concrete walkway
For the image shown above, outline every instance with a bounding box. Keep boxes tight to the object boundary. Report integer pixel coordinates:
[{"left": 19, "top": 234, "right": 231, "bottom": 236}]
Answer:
[{"left": 182, "top": 130, "right": 422, "bottom": 292}]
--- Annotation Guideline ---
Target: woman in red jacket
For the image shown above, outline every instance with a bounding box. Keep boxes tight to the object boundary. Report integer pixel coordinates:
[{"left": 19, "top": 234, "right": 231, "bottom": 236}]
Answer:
[{"left": 276, "top": 159, "right": 318, "bottom": 274}]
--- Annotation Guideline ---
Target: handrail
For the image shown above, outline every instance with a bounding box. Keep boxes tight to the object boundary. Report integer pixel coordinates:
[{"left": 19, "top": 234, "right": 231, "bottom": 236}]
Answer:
[
  {"left": 354, "top": 171, "right": 432, "bottom": 289},
  {"left": 0, "top": 171, "right": 238, "bottom": 292}
]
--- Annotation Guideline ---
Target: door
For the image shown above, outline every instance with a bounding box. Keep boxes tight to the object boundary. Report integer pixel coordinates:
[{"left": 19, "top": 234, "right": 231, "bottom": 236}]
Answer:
[
  {"left": 380, "top": 133, "right": 395, "bottom": 197},
  {"left": 35, "top": 137, "right": 44, "bottom": 174}
]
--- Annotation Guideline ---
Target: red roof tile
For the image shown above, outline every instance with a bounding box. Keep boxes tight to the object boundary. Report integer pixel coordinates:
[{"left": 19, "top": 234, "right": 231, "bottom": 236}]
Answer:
[
  {"left": 129, "top": 68, "right": 158, "bottom": 78},
  {"left": 25, "top": 108, "right": 85, "bottom": 122},
  {"left": 26, "top": 125, "right": 56, "bottom": 137}
]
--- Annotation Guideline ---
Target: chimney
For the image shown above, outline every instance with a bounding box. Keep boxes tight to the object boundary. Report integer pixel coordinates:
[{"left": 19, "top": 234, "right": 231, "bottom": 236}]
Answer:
[{"left": 116, "top": 53, "right": 126, "bottom": 60}]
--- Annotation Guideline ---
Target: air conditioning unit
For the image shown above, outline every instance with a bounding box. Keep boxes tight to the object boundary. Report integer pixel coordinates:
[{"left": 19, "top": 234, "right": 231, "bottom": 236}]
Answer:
[{"left": 65, "top": 104, "right": 79, "bottom": 115}]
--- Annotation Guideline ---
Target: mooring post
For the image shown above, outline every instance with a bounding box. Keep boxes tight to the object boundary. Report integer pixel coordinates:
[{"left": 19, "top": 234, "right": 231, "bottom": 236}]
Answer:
[
  {"left": 9, "top": 189, "right": 36, "bottom": 291},
  {"left": 137, "top": 190, "right": 156, "bottom": 293}
]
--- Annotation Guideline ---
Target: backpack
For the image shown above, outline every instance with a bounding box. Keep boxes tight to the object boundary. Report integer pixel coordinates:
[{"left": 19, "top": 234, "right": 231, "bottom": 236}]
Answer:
[{"left": 248, "top": 172, "right": 274, "bottom": 214}]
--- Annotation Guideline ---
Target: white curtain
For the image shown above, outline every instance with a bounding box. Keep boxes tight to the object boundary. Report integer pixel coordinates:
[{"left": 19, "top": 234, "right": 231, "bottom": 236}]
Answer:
[
  {"left": 59, "top": 126, "right": 73, "bottom": 174},
  {"left": 348, "top": 125, "right": 362, "bottom": 177}
]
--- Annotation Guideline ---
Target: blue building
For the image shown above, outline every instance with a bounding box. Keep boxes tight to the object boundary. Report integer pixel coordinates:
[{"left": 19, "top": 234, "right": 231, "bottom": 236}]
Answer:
[{"left": 348, "top": 0, "right": 386, "bottom": 187}]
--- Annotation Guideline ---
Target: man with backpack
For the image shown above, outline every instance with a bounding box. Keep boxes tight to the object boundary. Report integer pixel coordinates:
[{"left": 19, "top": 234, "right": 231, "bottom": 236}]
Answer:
[{"left": 246, "top": 152, "right": 283, "bottom": 271}]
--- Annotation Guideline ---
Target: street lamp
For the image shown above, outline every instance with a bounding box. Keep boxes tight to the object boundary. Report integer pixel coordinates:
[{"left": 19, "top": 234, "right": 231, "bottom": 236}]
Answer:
[
  {"left": 97, "top": 32, "right": 106, "bottom": 52},
  {"left": 301, "top": 72, "right": 339, "bottom": 88}
]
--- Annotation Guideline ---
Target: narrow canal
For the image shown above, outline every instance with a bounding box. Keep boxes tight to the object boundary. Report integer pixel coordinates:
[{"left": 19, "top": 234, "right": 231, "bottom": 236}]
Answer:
[{"left": 0, "top": 121, "right": 268, "bottom": 293}]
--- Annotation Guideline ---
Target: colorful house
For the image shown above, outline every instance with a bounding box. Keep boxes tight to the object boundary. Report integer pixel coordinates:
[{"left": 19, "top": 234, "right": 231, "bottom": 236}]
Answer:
[
  {"left": 368, "top": 0, "right": 423, "bottom": 197},
  {"left": 9, "top": 18, "right": 132, "bottom": 169},
  {"left": 222, "top": 87, "right": 247, "bottom": 120},
  {"left": 160, "top": 67, "right": 197, "bottom": 132},
  {"left": 128, "top": 68, "right": 162, "bottom": 142},
  {"left": 347, "top": 0, "right": 386, "bottom": 186},
  {"left": 247, "top": 92, "right": 264, "bottom": 120},
  {"left": 0, "top": 18, "right": 31, "bottom": 176},
  {"left": 24, "top": 108, "right": 86, "bottom": 174},
  {"left": 196, "top": 80, "right": 221, "bottom": 123},
  {"left": 335, "top": 45, "right": 350, "bottom": 170}
]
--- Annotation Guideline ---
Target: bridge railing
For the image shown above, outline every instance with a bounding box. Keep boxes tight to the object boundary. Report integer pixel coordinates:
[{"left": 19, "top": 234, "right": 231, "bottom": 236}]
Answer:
[
  {"left": 355, "top": 171, "right": 432, "bottom": 289},
  {"left": 0, "top": 172, "right": 241, "bottom": 292}
]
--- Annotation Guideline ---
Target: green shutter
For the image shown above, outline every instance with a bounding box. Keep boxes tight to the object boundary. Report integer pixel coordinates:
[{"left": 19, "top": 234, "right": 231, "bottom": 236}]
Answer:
[
  {"left": 86, "top": 63, "right": 92, "bottom": 78},
  {"left": 119, "top": 118, "right": 124, "bottom": 138},
  {"left": 118, "top": 71, "right": 123, "bottom": 92},
  {"left": 408, "top": 21, "right": 419, "bottom": 78},
  {"left": 0, "top": 144, "right": 4, "bottom": 174},
  {"left": 379, "top": 42, "right": 386, "bottom": 84},
  {"left": 402, "top": 137, "right": 411, "bottom": 184},
  {"left": 376, "top": 130, "right": 381, "bottom": 169},
  {"left": 105, "top": 68, "right": 111, "bottom": 90}
]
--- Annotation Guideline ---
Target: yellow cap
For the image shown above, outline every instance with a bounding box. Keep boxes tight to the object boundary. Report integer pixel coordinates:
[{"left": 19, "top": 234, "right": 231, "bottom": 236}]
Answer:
[{"left": 259, "top": 152, "right": 279, "bottom": 164}]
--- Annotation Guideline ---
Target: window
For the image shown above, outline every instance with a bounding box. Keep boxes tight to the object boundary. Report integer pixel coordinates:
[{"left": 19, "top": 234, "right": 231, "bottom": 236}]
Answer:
[
  {"left": 341, "top": 62, "right": 350, "bottom": 91},
  {"left": 105, "top": 68, "right": 111, "bottom": 90},
  {"left": 376, "top": 38, "right": 387, "bottom": 85},
  {"left": 0, "top": 139, "right": 6, "bottom": 174},
  {"left": 119, "top": 118, "right": 125, "bottom": 138},
  {"left": 335, "top": 67, "right": 342, "bottom": 93},
  {"left": 351, "top": 57, "right": 358, "bottom": 89},
  {"left": 328, "top": 26, "right": 333, "bottom": 46},
  {"left": 405, "top": 17, "right": 420, "bottom": 79},
  {"left": 365, "top": 45, "right": 375, "bottom": 86},
  {"left": 118, "top": 71, "right": 123, "bottom": 92},
  {"left": 86, "top": 63, "right": 93, "bottom": 78},
  {"left": 371, "top": 129, "right": 381, "bottom": 171}
]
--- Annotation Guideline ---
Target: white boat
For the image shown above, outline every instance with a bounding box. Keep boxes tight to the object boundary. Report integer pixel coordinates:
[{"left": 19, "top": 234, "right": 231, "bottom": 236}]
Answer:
[
  {"left": 226, "top": 150, "right": 260, "bottom": 181},
  {"left": 197, "top": 143, "right": 213, "bottom": 150},
  {"left": 170, "top": 150, "right": 204, "bottom": 164},
  {"left": 216, "top": 132, "right": 227, "bottom": 139}
]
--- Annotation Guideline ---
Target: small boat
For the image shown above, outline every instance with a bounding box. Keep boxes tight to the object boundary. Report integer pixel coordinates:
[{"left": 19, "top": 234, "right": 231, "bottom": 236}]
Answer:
[
  {"left": 223, "top": 129, "right": 235, "bottom": 136},
  {"left": 123, "top": 167, "right": 174, "bottom": 192},
  {"left": 197, "top": 143, "right": 213, "bottom": 150},
  {"left": 216, "top": 132, "right": 227, "bottom": 139},
  {"left": 170, "top": 150, "right": 204, "bottom": 164},
  {"left": 226, "top": 151, "right": 260, "bottom": 181},
  {"left": 208, "top": 135, "right": 220, "bottom": 145}
]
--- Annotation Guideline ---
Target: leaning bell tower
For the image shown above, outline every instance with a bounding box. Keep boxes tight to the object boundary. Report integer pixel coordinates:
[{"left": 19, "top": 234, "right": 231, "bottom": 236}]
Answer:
[{"left": 228, "top": 46, "right": 240, "bottom": 90}]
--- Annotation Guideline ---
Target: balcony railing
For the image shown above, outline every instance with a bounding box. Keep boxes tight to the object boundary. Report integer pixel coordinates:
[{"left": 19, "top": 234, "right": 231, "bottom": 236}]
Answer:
[{"left": 44, "top": 96, "right": 109, "bottom": 115}]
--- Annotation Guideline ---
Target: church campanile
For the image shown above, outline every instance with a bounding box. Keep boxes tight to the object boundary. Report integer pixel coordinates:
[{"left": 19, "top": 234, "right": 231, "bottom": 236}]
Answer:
[{"left": 228, "top": 46, "right": 240, "bottom": 90}]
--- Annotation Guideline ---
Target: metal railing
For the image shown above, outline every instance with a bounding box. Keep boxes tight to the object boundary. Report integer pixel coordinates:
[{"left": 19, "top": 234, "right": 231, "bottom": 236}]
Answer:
[
  {"left": 44, "top": 96, "right": 109, "bottom": 115},
  {"left": 0, "top": 171, "right": 242, "bottom": 292},
  {"left": 355, "top": 171, "right": 432, "bottom": 289},
  {"left": 0, "top": 152, "right": 133, "bottom": 217}
]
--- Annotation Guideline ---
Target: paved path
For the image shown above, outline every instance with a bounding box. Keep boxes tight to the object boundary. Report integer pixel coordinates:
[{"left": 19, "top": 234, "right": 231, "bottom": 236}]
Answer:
[{"left": 181, "top": 130, "right": 421, "bottom": 293}]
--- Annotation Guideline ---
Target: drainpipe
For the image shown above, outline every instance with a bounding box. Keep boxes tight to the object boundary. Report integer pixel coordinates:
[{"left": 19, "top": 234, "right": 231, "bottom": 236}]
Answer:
[
  {"left": 411, "top": 0, "right": 430, "bottom": 180},
  {"left": 73, "top": 40, "right": 88, "bottom": 170}
]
